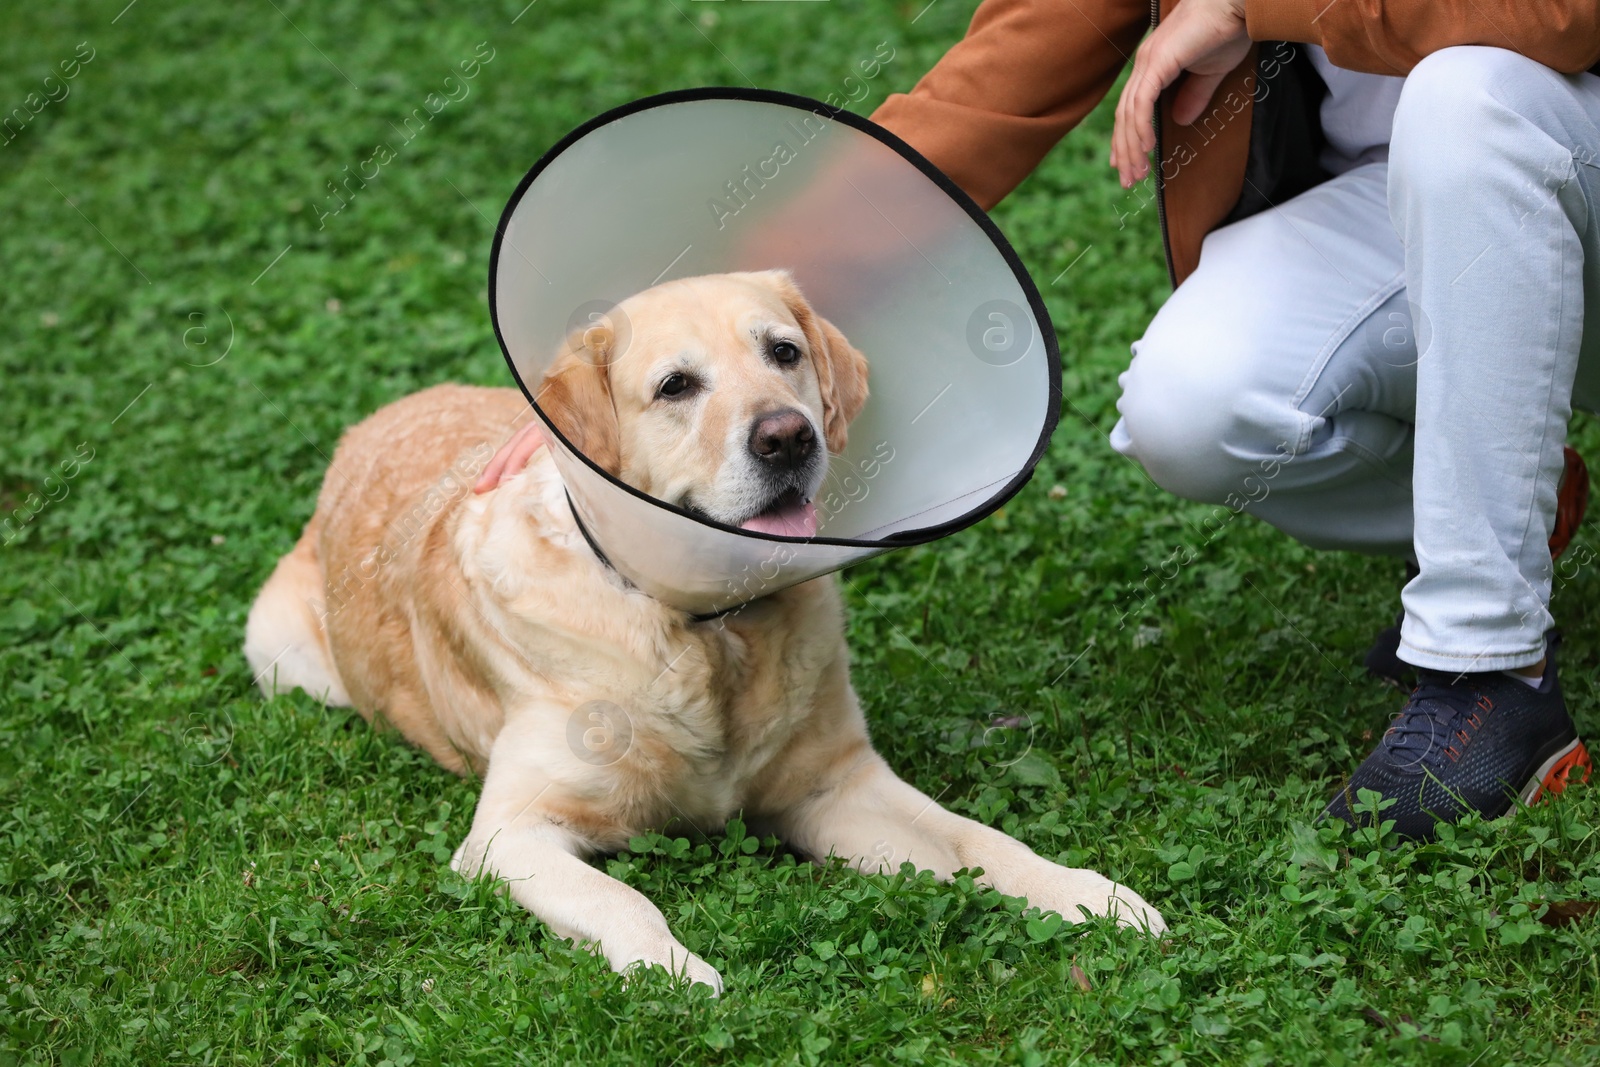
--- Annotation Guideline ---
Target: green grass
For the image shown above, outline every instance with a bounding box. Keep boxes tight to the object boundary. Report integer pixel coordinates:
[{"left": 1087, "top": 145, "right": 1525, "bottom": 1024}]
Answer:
[{"left": 4, "top": 1, "right": 1600, "bottom": 1063}]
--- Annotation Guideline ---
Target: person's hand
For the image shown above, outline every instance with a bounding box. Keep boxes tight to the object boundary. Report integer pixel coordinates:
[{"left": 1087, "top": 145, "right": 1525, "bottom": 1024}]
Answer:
[
  {"left": 473, "top": 417, "right": 547, "bottom": 493},
  {"left": 1110, "top": 0, "right": 1251, "bottom": 188}
]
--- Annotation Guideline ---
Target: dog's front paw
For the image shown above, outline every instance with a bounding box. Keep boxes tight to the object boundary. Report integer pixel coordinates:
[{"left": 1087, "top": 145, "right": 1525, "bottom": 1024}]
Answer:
[
  {"left": 1100, "top": 881, "right": 1166, "bottom": 935},
  {"left": 615, "top": 941, "right": 724, "bottom": 996},
  {"left": 1030, "top": 865, "right": 1167, "bottom": 936}
]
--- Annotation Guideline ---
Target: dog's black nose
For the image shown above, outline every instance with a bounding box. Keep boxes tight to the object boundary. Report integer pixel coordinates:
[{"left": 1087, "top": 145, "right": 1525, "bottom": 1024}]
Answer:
[{"left": 748, "top": 410, "right": 816, "bottom": 470}]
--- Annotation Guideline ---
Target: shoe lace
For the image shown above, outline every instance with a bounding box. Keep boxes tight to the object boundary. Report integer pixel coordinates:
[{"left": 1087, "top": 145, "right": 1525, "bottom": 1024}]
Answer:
[{"left": 1382, "top": 677, "right": 1490, "bottom": 770}]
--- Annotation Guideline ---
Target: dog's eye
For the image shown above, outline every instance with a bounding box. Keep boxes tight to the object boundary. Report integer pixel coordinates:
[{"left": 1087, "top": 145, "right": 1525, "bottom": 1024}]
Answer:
[
  {"left": 657, "top": 372, "right": 694, "bottom": 399},
  {"left": 772, "top": 340, "right": 802, "bottom": 366}
]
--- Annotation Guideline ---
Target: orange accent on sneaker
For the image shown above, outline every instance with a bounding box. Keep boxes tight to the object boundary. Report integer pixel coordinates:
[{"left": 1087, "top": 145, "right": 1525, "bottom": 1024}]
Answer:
[
  {"left": 1549, "top": 446, "right": 1589, "bottom": 560},
  {"left": 1531, "top": 741, "right": 1593, "bottom": 803}
]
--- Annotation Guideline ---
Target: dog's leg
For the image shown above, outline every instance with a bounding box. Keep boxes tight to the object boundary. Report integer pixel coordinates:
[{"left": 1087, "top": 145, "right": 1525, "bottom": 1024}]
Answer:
[
  {"left": 775, "top": 751, "right": 1166, "bottom": 934},
  {"left": 449, "top": 718, "right": 723, "bottom": 993}
]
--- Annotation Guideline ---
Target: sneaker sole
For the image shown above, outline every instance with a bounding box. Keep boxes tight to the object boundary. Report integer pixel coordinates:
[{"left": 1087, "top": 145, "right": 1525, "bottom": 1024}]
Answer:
[{"left": 1518, "top": 738, "right": 1594, "bottom": 805}]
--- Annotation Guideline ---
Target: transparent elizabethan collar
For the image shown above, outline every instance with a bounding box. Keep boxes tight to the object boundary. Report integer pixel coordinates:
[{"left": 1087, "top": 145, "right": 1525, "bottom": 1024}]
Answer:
[{"left": 490, "top": 89, "right": 1060, "bottom": 616}]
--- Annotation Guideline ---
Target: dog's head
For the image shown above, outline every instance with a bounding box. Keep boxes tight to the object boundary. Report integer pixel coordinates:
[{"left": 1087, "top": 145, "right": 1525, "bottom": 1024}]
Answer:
[{"left": 537, "top": 270, "right": 869, "bottom": 537}]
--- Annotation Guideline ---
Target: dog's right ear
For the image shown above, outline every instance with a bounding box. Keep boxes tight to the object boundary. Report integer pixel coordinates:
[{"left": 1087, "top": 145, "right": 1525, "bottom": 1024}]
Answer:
[{"left": 536, "top": 325, "right": 620, "bottom": 474}]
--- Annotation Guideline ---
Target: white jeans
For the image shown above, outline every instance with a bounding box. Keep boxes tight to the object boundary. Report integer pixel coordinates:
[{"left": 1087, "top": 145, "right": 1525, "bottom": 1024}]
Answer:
[{"left": 1109, "top": 46, "right": 1600, "bottom": 673}]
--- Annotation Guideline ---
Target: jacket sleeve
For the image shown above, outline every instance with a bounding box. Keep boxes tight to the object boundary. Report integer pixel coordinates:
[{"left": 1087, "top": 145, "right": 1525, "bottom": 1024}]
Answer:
[
  {"left": 1245, "top": 0, "right": 1600, "bottom": 75},
  {"left": 870, "top": 0, "right": 1149, "bottom": 210}
]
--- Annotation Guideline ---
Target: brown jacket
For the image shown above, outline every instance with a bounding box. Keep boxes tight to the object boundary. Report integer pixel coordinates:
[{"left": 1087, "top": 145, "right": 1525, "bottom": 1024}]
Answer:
[{"left": 872, "top": 0, "right": 1600, "bottom": 285}]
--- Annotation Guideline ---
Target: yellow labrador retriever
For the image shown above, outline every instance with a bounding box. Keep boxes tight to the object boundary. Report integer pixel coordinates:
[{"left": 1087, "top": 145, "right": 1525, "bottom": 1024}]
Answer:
[{"left": 244, "top": 270, "right": 1163, "bottom": 993}]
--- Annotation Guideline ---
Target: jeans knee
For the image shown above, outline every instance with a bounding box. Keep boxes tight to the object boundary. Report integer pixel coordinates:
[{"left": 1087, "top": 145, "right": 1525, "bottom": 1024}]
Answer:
[
  {"left": 1391, "top": 46, "right": 1571, "bottom": 190},
  {"left": 1113, "top": 342, "right": 1285, "bottom": 505},
  {"left": 1398, "top": 46, "right": 1546, "bottom": 123}
]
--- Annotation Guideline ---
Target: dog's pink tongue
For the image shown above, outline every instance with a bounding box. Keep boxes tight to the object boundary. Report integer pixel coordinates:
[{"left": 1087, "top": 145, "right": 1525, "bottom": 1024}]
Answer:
[{"left": 741, "top": 499, "right": 817, "bottom": 538}]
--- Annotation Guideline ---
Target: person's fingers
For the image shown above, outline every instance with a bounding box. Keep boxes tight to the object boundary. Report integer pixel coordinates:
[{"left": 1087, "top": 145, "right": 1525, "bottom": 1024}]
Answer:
[
  {"left": 1113, "top": 74, "right": 1146, "bottom": 184},
  {"left": 1117, "top": 49, "right": 1149, "bottom": 183},
  {"left": 473, "top": 447, "right": 510, "bottom": 493},
  {"left": 1109, "top": 0, "right": 1249, "bottom": 185},
  {"left": 1113, "top": 80, "right": 1132, "bottom": 183},
  {"left": 1129, "top": 50, "right": 1177, "bottom": 174},
  {"left": 508, "top": 421, "right": 548, "bottom": 469},
  {"left": 473, "top": 418, "right": 547, "bottom": 493},
  {"left": 1112, "top": 57, "right": 1144, "bottom": 185},
  {"left": 1114, "top": 39, "right": 1176, "bottom": 186},
  {"left": 1124, "top": 70, "right": 1155, "bottom": 184},
  {"left": 503, "top": 419, "right": 548, "bottom": 471}
]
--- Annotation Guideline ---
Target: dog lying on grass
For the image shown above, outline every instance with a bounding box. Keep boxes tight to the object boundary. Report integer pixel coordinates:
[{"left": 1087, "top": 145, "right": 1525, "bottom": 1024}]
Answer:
[{"left": 244, "top": 270, "right": 1164, "bottom": 992}]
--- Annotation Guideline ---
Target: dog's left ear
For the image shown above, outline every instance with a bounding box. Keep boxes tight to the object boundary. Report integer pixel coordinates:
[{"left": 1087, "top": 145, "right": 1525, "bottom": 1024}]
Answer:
[
  {"left": 763, "top": 271, "right": 869, "bottom": 454},
  {"left": 536, "top": 326, "right": 621, "bottom": 474}
]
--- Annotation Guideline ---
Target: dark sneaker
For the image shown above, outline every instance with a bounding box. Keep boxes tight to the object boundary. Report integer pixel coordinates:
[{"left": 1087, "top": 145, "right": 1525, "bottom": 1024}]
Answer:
[
  {"left": 1326, "top": 646, "right": 1591, "bottom": 841},
  {"left": 1364, "top": 446, "right": 1589, "bottom": 688}
]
